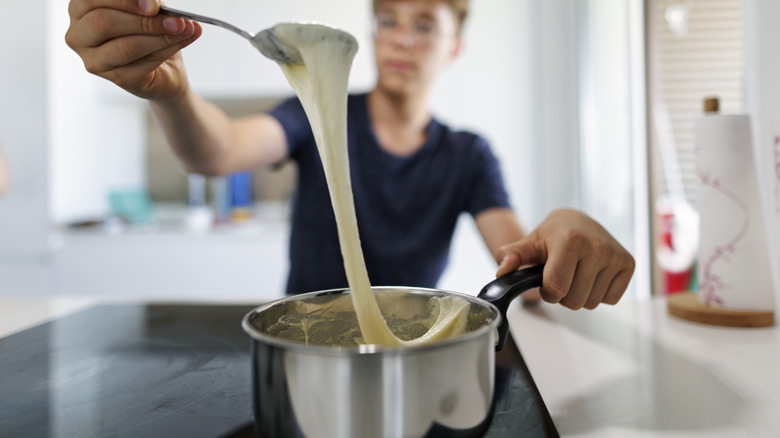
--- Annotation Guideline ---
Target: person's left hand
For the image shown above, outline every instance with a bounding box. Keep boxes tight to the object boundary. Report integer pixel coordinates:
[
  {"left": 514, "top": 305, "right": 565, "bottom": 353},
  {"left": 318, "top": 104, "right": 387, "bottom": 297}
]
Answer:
[{"left": 496, "top": 208, "right": 635, "bottom": 310}]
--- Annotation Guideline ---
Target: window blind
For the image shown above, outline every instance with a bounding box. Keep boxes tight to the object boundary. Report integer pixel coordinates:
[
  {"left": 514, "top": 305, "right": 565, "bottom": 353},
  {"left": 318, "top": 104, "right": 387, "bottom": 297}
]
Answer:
[{"left": 648, "top": 0, "right": 744, "bottom": 206}]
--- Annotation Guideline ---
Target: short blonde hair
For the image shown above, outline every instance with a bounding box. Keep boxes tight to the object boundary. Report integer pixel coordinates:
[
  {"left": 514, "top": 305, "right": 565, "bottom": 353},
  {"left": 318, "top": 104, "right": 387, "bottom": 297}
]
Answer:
[{"left": 372, "top": 0, "right": 470, "bottom": 35}]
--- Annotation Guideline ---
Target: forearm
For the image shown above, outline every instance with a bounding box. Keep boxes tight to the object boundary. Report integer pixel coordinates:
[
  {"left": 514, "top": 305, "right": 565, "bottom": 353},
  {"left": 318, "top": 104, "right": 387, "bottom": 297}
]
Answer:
[
  {"left": 150, "top": 89, "right": 238, "bottom": 176},
  {"left": 474, "top": 208, "right": 526, "bottom": 264}
]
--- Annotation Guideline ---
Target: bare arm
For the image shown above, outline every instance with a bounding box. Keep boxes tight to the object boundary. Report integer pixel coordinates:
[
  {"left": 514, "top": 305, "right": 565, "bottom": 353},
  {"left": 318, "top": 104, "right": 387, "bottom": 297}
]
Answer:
[
  {"left": 473, "top": 207, "right": 526, "bottom": 264},
  {"left": 149, "top": 89, "right": 289, "bottom": 176}
]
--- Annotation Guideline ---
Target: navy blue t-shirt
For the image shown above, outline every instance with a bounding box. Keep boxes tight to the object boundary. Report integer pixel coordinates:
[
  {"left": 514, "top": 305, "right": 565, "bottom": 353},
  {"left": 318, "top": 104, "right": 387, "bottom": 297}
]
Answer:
[{"left": 270, "top": 93, "right": 510, "bottom": 295}]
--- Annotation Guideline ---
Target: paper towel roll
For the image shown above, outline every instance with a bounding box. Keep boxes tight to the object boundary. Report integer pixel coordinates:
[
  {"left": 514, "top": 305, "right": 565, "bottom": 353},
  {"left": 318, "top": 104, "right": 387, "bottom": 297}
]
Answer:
[{"left": 695, "top": 113, "right": 776, "bottom": 311}]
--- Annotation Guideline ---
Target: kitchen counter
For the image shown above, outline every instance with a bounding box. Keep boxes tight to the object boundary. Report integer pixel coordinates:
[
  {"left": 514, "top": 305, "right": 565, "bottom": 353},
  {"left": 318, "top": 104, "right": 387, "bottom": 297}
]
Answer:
[
  {"left": 508, "top": 297, "right": 780, "bottom": 437},
  {"left": 1, "top": 295, "right": 778, "bottom": 437},
  {"left": 0, "top": 296, "right": 554, "bottom": 437}
]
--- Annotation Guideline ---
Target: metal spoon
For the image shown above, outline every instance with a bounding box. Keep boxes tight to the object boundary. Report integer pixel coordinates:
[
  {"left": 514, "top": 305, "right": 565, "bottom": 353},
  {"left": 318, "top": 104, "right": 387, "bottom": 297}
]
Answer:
[{"left": 158, "top": 6, "right": 303, "bottom": 65}]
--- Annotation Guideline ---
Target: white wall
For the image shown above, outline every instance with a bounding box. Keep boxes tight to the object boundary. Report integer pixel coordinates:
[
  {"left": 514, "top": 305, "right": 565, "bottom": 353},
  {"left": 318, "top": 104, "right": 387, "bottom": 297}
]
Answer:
[
  {"left": 742, "top": 0, "right": 780, "bottom": 310},
  {"left": 0, "top": 1, "right": 148, "bottom": 293},
  {"left": 442, "top": 0, "right": 649, "bottom": 298},
  {"left": 576, "top": 0, "right": 650, "bottom": 299},
  {"left": 0, "top": 1, "right": 53, "bottom": 293},
  {"left": 437, "top": 0, "right": 649, "bottom": 296},
  {"left": 431, "top": 0, "right": 579, "bottom": 228},
  {"left": 48, "top": 0, "right": 150, "bottom": 225},
  {"left": 0, "top": 1, "right": 50, "bottom": 257},
  {"left": 435, "top": 0, "right": 544, "bottom": 293}
]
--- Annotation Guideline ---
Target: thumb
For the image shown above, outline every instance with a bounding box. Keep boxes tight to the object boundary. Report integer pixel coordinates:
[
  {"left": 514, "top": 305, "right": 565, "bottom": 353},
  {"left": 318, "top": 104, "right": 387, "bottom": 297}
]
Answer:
[{"left": 495, "top": 234, "right": 545, "bottom": 277}]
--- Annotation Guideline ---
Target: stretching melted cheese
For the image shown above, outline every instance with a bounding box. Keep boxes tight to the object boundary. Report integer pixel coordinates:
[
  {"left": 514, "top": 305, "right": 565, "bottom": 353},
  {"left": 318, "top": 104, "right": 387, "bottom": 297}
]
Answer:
[{"left": 265, "top": 23, "right": 468, "bottom": 346}]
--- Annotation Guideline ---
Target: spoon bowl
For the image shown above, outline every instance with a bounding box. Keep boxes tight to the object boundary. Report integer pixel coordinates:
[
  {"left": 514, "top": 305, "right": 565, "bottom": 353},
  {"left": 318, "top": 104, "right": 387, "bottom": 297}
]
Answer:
[{"left": 251, "top": 27, "right": 304, "bottom": 65}]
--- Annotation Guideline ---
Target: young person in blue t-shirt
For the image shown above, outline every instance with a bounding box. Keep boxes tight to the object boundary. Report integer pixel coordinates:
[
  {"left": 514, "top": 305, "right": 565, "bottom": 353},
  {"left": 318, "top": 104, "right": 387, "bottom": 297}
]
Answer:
[{"left": 66, "top": 0, "right": 635, "bottom": 310}]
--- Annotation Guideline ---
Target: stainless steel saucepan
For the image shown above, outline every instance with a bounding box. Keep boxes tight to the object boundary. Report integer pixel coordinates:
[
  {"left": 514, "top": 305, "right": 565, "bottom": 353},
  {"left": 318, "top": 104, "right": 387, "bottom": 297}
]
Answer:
[{"left": 242, "top": 264, "right": 544, "bottom": 438}]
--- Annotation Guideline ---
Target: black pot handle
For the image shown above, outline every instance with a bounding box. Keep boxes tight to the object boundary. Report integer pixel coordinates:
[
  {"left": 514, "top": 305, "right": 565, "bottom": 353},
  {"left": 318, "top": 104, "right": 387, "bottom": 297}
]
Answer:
[{"left": 477, "top": 264, "right": 544, "bottom": 351}]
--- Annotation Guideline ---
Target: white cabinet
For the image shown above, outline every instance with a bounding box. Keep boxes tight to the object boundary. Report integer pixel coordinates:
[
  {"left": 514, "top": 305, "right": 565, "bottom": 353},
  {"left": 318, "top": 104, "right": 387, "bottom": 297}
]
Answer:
[{"left": 54, "top": 223, "right": 289, "bottom": 301}]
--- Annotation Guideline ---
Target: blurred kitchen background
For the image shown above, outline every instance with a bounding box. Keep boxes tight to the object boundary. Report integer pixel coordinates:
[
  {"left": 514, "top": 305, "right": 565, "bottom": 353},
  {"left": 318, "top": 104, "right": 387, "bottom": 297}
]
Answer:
[{"left": 1, "top": 0, "right": 778, "bottom": 303}]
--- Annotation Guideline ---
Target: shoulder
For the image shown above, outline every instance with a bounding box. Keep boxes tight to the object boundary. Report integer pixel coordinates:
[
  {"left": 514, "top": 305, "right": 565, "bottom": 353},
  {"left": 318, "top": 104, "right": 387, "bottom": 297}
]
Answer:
[
  {"left": 433, "top": 118, "right": 493, "bottom": 157},
  {"left": 430, "top": 119, "right": 503, "bottom": 182}
]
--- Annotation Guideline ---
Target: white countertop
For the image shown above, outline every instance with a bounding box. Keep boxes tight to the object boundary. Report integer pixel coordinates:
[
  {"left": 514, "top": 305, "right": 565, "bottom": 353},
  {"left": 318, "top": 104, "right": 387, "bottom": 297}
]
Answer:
[
  {"left": 508, "top": 297, "right": 780, "bottom": 437},
  {"left": 2, "top": 295, "right": 778, "bottom": 437}
]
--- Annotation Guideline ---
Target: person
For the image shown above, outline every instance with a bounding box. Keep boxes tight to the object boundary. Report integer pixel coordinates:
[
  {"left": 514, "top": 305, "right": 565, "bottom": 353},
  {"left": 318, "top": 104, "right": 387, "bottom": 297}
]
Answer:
[{"left": 65, "top": 0, "right": 635, "bottom": 309}]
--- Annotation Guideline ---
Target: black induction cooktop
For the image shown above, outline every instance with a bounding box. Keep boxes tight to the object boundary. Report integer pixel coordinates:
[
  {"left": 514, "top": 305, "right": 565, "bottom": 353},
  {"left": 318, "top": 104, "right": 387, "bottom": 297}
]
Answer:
[{"left": 0, "top": 303, "right": 557, "bottom": 437}]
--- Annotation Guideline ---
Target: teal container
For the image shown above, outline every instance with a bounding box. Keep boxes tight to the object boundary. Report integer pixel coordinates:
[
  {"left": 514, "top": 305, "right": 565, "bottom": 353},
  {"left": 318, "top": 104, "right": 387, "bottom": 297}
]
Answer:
[{"left": 108, "top": 189, "right": 152, "bottom": 223}]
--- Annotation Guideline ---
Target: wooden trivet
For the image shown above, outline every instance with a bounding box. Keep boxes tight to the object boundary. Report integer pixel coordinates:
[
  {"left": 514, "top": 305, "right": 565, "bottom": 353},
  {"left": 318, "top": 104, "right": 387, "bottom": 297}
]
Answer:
[{"left": 667, "top": 292, "right": 775, "bottom": 327}]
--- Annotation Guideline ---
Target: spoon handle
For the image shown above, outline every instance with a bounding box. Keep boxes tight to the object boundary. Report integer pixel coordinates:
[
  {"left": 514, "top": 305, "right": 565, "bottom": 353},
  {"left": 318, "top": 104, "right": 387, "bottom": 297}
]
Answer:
[{"left": 158, "top": 6, "right": 254, "bottom": 41}]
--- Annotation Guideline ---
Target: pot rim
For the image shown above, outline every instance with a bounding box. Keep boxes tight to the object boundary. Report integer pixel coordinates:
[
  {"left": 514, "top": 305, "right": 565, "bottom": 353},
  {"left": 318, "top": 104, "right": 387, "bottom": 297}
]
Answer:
[{"left": 241, "top": 286, "right": 502, "bottom": 356}]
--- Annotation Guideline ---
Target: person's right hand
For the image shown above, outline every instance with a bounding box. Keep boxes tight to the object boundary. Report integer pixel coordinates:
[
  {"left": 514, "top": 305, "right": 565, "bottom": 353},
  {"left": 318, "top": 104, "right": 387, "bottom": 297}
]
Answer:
[{"left": 65, "top": 0, "right": 202, "bottom": 100}]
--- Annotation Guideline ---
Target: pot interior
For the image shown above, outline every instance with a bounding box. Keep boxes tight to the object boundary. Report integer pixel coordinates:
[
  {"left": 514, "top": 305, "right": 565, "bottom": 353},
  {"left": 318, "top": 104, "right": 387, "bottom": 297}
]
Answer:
[{"left": 245, "top": 288, "right": 498, "bottom": 348}]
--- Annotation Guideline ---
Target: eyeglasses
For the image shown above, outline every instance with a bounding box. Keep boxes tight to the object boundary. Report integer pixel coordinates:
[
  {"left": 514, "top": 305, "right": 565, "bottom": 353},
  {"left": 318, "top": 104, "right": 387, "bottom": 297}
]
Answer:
[{"left": 372, "top": 13, "right": 443, "bottom": 47}]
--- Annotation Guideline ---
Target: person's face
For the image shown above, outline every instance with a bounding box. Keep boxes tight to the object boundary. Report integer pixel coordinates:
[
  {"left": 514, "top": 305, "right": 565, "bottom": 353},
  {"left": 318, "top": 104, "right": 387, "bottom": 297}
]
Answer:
[{"left": 372, "top": 0, "right": 462, "bottom": 96}]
